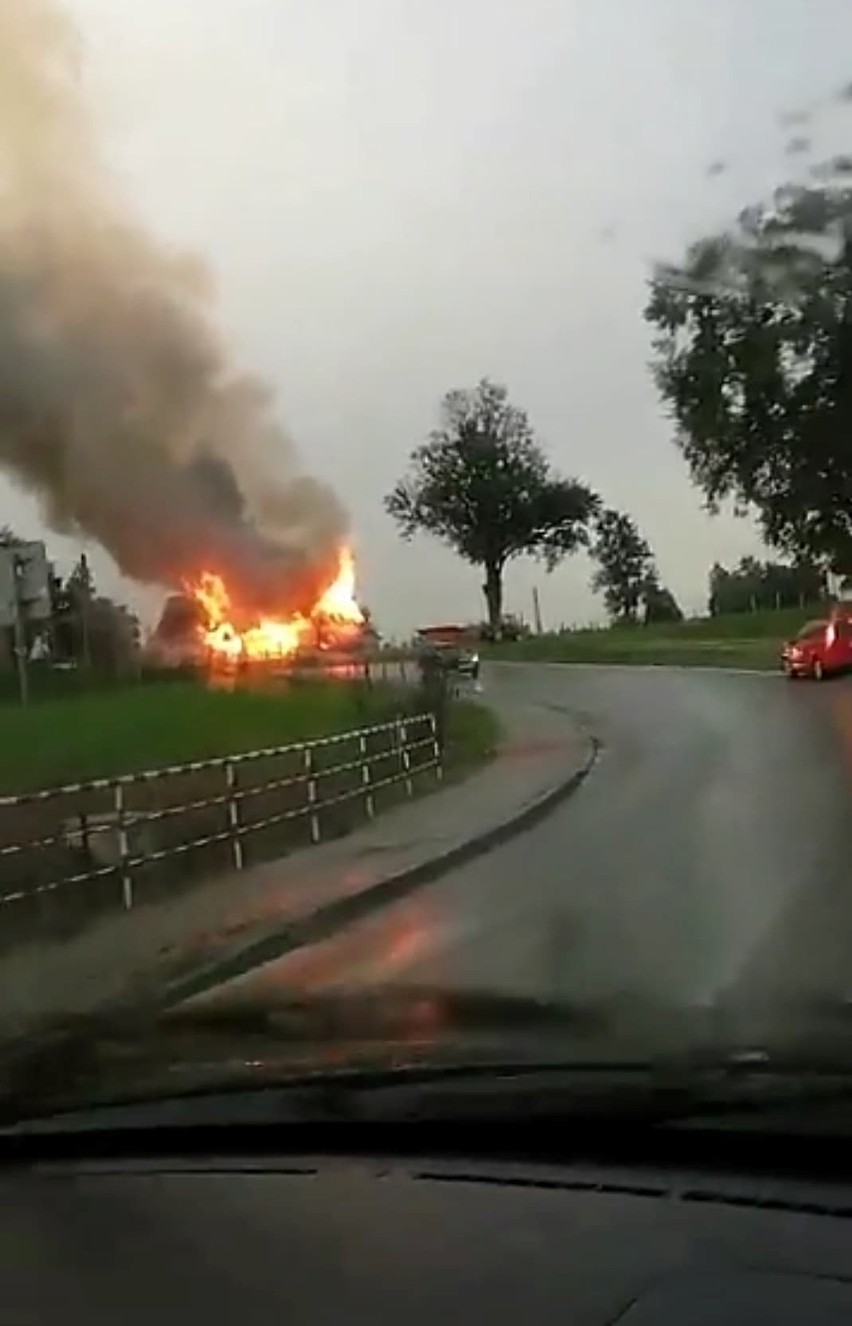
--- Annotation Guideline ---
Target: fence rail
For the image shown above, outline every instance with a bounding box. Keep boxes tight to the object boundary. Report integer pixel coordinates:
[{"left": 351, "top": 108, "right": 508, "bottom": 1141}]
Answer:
[{"left": 0, "top": 712, "right": 441, "bottom": 950}]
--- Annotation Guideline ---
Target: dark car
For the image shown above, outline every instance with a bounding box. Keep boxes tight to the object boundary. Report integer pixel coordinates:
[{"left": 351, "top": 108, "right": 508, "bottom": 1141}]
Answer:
[
  {"left": 416, "top": 627, "right": 480, "bottom": 681},
  {"left": 418, "top": 641, "right": 480, "bottom": 681},
  {"left": 781, "top": 615, "right": 852, "bottom": 680},
  {"left": 454, "top": 645, "right": 480, "bottom": 679}
]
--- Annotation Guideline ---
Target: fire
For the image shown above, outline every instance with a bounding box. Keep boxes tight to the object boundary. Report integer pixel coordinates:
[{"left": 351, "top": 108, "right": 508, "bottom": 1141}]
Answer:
[{"left": 187, "top": 546, "right": 365, "bottom": 663}]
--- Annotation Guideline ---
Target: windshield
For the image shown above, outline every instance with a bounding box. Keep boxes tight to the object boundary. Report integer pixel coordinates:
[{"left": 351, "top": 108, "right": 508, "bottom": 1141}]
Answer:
[
  {"left": 796, "top": 621, "right": 828, "bottom": 640},
  {"left": 2, "top": 0, "right": 852, "bottom": 1130}
]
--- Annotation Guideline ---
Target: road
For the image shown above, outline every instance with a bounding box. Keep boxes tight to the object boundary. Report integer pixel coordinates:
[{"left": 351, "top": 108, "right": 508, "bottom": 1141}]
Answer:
[{"left": 194, "top": 664, "right": 852, "bottom": 1044}]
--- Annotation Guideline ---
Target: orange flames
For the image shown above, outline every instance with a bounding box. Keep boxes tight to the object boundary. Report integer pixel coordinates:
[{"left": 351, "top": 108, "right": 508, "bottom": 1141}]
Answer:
[{"left": 187, "top": 546, "right": 365, "bottom": 662}]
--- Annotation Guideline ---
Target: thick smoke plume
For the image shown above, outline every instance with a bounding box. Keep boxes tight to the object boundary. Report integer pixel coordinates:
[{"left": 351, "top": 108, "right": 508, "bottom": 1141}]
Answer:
[{"left": 0, "top": 0, "right": 347, "bottom": 621}]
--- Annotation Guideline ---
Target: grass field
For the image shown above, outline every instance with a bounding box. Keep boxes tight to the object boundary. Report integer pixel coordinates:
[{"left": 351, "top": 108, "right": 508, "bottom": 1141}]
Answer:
[
  {"left": 485, "top": 605, "right": 825, "bottom": 671},
  {"left": 0, "top": 680, "right": 401, "bottom": 794},
  {"left": 0, "top": 677, "right": 497, "bottom": 794}
]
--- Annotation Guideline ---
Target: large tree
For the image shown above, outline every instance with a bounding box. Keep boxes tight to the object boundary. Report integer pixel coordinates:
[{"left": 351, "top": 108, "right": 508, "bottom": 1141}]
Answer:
[
  {"left": 645, "top": 167, "right": 852, "bottom": 574},
  {"left": 590, "top": 507, "right": 656, "bottom": 624},
  {"left": 385, "top": 379, "right": 598, "bottom": 632}
]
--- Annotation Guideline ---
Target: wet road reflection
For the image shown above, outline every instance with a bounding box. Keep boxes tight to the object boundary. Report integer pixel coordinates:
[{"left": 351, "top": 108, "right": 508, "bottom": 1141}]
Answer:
[{"left": 194, "top": 665, "right": 852, "bottom": 1046}]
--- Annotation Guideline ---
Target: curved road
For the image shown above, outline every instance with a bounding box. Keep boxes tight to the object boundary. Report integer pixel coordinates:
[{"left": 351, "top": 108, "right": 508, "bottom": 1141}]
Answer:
[{"left": 204, "top": 664, "right": 852, "bottom": 1031}]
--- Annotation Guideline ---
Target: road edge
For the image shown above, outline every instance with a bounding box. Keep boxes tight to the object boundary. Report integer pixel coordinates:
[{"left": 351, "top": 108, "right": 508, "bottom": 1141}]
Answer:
[
  {"left": 489, "top": 659, "right": 779, "bottom": 677},
  {"left": 163, "top": 728, "right": 600, "bottom": 1008}
]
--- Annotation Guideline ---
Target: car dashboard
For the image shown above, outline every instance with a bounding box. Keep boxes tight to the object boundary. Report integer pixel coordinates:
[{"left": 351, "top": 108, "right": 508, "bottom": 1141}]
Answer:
[{"left": 5, "top": 1142, "right": 852, "bottom": 1324}]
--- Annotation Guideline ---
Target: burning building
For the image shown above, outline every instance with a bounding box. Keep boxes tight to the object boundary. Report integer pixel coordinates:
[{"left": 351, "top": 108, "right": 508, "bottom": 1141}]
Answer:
[{"left": 149, "top": 546, "right": 367, "bottom": 665}]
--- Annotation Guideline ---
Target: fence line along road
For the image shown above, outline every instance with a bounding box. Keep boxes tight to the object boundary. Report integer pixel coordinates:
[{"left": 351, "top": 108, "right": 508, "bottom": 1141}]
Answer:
[{"left": 0, "top": 712, "right": 442, "bottom": 951}]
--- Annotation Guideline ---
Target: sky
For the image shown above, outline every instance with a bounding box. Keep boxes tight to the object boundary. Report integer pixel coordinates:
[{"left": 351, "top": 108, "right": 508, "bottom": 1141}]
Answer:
[{"left": 4, "top": 0, "right": 852, "bottom": 635}]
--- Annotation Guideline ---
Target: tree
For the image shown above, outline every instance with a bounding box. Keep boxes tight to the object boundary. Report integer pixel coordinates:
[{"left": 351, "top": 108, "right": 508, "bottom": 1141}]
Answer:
[
  {"left": 590, "top": 507, "right": 656, "bottom": 623},
  {"left": 642, "top": 578, "right": 683, "bottom": 624},
  {"left": 65, "top": 553, "right": 95, "bottom": 666},
  {"left": 86, "top": 597, "right": 140, "bottom": 674},
  {"left": 66, "top": 552, "right": 95, "bottom": 605},
  {"left": 645, "top": 168, "right": 852, "bottom": 574},
  {"left": 385, "top": 379, "right": 598, "bottom": 633},
  {"left": 708, "top": 556, "right": 825, "bottom": 615}
]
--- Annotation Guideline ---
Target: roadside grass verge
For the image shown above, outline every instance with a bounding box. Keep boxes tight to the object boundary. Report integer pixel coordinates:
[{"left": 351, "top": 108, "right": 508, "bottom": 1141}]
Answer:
[
  {"left": 483, "top": 606, "right": 830, "bottom": 672},
  {"left": 444, "top": 698, "right": 503, "bottom": 773},
  {"left": 487, "top": 635, "right": 779, "bottom": 670}
]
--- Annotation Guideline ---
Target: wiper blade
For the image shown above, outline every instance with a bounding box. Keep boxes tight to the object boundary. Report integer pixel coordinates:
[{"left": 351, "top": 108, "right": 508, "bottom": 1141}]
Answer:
[
  {"left": 1, "top": 1057, "right": 766, "bottom": 1135},
  {"left": 8, "top": 990, "right": 852, "bottom": 1133}
]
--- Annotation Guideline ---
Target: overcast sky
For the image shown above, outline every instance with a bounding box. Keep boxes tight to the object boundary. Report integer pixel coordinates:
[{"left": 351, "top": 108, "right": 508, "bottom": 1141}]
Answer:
[{"left": 5, "top": 0, "right": 852, "bottom": 634}]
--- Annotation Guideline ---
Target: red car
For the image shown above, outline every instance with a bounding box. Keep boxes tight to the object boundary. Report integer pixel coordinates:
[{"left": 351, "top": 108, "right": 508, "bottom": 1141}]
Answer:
[{"left": 781, "top": 612, "right": 852, "bottom": 680}]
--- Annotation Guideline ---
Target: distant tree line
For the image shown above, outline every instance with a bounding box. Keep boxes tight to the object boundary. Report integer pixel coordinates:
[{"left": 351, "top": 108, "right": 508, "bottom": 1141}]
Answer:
[{"left": 708, "top": 557, "right": 825, "bottom": 617}]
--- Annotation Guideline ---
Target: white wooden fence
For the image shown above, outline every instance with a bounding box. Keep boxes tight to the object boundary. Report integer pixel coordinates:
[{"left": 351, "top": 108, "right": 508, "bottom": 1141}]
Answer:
[{"left": 0, "top": 712, "right": 441, "bottom": 919}]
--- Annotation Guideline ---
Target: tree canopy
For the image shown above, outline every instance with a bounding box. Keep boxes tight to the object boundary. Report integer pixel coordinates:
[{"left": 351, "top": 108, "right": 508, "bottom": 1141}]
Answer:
[
  {"left": 590, "top": 507, "right": 656, "bottom": 623},
  {"left": 589, "top": 506, "right": 681, "bottom": 624},
  {"left": 593, "top": 509, "right": 659, "bottom": 623},
  {"left": 645, "top": 169, "right": 852, "bottom": 574},
  {"left": 385, "top": 378, "right": 598, "bottom": 631},
  {"left": 708, "top": 556, "right": 825, "bottom": 616},
  {"left": 642, "top": 579, "right": 683, "bottom": 624}
]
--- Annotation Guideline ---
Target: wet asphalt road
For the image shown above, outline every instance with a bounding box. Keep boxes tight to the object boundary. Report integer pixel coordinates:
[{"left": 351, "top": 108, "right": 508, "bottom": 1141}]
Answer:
[{"left": 204, "top": 664, "right": 852, "bottom": 1025}]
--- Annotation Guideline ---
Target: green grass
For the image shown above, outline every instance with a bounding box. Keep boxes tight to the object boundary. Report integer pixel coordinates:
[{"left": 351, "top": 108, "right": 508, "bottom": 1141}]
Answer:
[
  {"left": 0, "top": 680, "right": 420, "bottom": 794},
  {"left": 0, "top": 678, "right": 501, "bottom": 795},
  {"left": 444, "top": 699, "right": 503, "bottom": 771},
  {"left": 484, "top": 605, "right": 828, "bottom": 671}
]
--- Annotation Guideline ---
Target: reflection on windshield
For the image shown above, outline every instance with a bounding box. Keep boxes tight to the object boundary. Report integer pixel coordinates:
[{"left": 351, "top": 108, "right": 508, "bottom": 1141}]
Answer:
[{"left": 797, "top": 621, "right": 827, "bottom": 640}]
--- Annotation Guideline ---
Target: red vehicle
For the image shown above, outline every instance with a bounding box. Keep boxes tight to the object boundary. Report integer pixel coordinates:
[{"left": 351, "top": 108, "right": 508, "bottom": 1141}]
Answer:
[{"left": 781, "top": 608, "right": 852, "bottom": 680}]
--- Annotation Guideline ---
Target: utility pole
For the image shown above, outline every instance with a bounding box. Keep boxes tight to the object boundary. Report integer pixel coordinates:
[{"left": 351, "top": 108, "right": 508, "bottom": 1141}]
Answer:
[
  {"left": 5, "top": 542, "right": 50, "bottom": 706},
  {"left": 11, "top": 555, "right": 28, "bottom": 706},
  {"left": 532, "top": 586, "right": 543, "bottom": 635},
  {"left": 79, "top": 551, "right": 92, "bottom": 669}
]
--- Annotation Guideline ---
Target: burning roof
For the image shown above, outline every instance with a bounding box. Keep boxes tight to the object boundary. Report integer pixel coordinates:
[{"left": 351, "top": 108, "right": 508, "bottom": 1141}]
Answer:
[{"left": 150, "top": 545, "right": 366, "bottom": 664}]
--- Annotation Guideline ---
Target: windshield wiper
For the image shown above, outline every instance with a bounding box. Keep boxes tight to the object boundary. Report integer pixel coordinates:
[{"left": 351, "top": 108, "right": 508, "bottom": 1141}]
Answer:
[
  {"left": 8, "top": 991, "right": 852, "bottom": 1136},
  {"left": 7, "top": 1053, "right": 847, "bottom": 1133}
]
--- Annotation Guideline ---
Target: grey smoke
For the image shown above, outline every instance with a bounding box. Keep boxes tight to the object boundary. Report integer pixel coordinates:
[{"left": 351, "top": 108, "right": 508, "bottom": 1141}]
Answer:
[{"left": 0, "top": 0, "right": 347, "bottom": 619}]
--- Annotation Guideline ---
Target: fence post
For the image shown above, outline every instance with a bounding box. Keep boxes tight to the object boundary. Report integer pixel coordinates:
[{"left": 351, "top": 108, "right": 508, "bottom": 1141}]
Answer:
[
  {"left": 113, "top": 780, "right": 133, "bottom": 911},
  {"left": 360, "top": 733, "right": 375, "bottom": 819},
  {"left": 397, "top": 717, "right": 413, "bottom": 797},
  {"left": 225, "top": 760, "right": 244, "bottom": 871},
  {"left": 304, "top": 744, "right": 321, "bottom": 843},
  {"left": 428, "top": 713, "right": 443, "bottom": 782}
]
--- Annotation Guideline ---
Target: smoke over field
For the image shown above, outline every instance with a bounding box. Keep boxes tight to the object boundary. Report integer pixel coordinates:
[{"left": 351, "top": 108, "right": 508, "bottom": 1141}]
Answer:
[{"left": 0, "top": 0, "right": 346, "bottom": 619}]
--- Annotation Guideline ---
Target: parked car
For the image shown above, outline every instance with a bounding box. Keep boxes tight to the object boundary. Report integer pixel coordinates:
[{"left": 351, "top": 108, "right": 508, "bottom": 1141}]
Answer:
[{"left": 781, "top": 613, "right": 852, "bottom": 679}]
